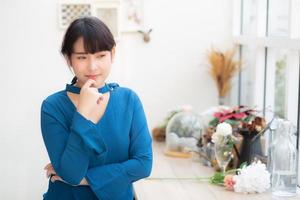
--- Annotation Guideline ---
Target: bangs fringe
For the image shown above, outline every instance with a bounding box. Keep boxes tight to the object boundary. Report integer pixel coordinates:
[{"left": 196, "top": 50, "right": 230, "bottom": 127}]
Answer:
[{"left": 81, "top": 21, "right": 114, "bottom": 54}]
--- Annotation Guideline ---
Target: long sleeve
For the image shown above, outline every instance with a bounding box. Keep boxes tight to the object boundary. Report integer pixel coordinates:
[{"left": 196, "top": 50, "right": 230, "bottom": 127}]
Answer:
[
  {"left": 41, "top": 100, "right": 107, "bottom": 185},
  {"left": 85, "top": 92, "right": 153, "bottom": 200}
]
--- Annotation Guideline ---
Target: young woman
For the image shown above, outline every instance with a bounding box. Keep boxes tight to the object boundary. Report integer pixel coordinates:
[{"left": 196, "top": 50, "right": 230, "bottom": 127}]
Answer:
[{"left": 40, "top": 16, "right": 152, "bottom": 200}]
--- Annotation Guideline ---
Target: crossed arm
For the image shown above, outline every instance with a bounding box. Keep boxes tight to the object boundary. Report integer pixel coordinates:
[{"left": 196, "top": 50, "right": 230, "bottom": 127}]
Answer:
[
  {"left": 44, "top": 163, "right": 88, "bottom": 185},
  {"left": 41, "top": 94, "right": 152, "bottom": 199}
]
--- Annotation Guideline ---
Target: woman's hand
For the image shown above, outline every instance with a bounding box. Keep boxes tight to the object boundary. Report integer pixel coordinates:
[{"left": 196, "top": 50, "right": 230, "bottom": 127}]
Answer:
[
  {"left": 44, "top": 163, "right": 56, "bottom": 178},
  {"left": 44, "top": 163, "right": 89, "bottom": 186},
  {"left": 77, "top": 79, "right": 104, "bottom": 124},
  {"left": 44, "top": 163, "right": 63, "bottom": 183}
]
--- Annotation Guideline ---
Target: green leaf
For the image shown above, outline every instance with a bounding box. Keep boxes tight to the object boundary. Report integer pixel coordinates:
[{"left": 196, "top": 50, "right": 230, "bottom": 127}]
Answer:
[
  {"left": 224, "top": 119, "right": 239, "bottom": 126},
  {"left": 243, "top": 115, "right": 254, "bottom": 123},
  {"left": 210, "top": 172, "right": 225, "bottom": 185},
  {"left": 209, "top": 118, "right": 219, "bottom": 127}
]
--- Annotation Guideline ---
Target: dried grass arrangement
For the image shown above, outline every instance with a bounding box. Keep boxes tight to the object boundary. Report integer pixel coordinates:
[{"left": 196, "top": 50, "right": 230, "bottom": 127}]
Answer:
[{"left": 208, "top": 47, "right": 241, "bottom": 104}]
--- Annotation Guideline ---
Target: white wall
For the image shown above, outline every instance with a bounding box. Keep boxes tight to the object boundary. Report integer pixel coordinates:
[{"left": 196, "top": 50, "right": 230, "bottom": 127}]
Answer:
[{"left": 0, "top": 0, "right": 233, "bottom": 199}]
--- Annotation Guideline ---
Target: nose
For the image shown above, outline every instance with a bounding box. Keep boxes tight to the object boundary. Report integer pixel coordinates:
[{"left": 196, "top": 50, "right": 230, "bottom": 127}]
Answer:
[{"left": 88, "top": 56, "right": 98, "bottom": 71}]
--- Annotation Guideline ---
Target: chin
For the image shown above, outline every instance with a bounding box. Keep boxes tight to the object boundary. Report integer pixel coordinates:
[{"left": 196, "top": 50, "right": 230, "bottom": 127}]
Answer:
[
  {"left": 95, "top": 80, "right": 105, "bottom": 87},
  {"left": 80, "top": 76, "right": 106, "bottom": 87}
]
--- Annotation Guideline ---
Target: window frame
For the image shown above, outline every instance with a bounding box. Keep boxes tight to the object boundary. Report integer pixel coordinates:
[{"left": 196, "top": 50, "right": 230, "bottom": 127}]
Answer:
[{"left": 232, "top": 0, "right": 300, "bottom": 187}]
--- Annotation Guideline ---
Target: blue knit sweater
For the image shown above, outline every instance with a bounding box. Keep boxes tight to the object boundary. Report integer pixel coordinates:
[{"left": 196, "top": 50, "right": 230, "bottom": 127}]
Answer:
[{"left": 40, "top": 83, "right": 152, "bottom": 200}]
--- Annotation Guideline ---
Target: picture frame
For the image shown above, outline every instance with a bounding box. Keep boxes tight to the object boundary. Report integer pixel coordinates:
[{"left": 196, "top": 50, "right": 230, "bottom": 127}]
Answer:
[
  {"left": 58, "top": 0, "right": 121, "bottom": 40},
  {"left": 92, "top": 0, "right": 121, "bottom": 39},
  {"left": 58, "top": 0, "right": 92, "bottom": 29}
]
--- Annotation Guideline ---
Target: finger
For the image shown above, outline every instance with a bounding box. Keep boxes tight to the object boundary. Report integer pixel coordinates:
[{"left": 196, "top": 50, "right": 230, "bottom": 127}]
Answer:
[
  {"left": 50, "top": 176, "right": 57, "bottom": 182},
  {"left": 45, "top": 165, "right": 55, "bottom": 173},
  {"left": 51, "top": 175, "right": 59, "bottom": 182},
  {"left": 44, "top": 165, "right": 53, "bottom": 172},
  {"left": 51, "top": 176, "right": 58, "bottom": 182},
  {"left": 44, "top": 163, "right": 52, "bottom": 170},
  {"left": 51, "top": 175, "right": 62, "bottom": 182},
  {"left": 46, "top": 170, "right": 53, "bottom": 178},
  {"left": 46, "top": 171, "right": 53, "bottom": 178},
  {"left": 82, "top": 79, "right": 96, "bottom": 89},
  {"left": 46, "top": 169, "right": 56, "bottom": 178}
]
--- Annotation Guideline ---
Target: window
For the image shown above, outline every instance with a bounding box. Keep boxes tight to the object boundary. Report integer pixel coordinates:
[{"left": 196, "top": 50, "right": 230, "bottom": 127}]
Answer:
[
  {"left": 267, "top": 0, "right": 290, "bottom": 37},
  {"left": 232, "top": 0, "right": 300, "bottom": 187}
]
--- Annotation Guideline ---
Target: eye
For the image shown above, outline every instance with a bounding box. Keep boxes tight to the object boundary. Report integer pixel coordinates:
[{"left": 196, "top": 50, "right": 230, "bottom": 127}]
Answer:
[
  {"left": 96, "top": 54, "right": 106, "bottom": 59},
  {"left": 77, "top": 56, "right": 87, "bottom": 60}
]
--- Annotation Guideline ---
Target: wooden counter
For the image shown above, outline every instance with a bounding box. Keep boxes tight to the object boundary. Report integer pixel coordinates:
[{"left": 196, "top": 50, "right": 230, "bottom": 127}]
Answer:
[{"left": 134, "top": 142, "right": 300, "bottom": 200}]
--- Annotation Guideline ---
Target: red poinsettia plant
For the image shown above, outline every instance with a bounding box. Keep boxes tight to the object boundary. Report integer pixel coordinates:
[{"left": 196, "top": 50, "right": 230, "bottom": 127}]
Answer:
[{"left": 209, "top": 106, "right": 266, "bottom": 132}]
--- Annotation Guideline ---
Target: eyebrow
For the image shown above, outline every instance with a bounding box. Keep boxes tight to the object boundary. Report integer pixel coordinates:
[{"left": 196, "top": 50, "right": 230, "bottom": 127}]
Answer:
[
  {"left": 72, "top": 51, "right": 107, "bottom": 55},
  {"left": 72, "top": 52, "right": 87, "bottom": 55}
]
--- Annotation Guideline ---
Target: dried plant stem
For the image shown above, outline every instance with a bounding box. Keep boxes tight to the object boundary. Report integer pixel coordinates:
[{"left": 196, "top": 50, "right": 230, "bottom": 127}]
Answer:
[{"left": 208, "top": 47, "right": 241, "bottom": 98}]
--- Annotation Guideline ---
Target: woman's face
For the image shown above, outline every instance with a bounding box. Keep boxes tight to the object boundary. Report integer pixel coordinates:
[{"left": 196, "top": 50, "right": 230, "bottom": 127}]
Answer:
[{"left": 68, "top": 37, "right": 115, "bottom": 88}]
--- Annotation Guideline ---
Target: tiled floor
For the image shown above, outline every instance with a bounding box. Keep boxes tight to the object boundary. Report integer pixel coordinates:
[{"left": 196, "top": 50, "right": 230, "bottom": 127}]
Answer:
[{"left": 134, "top": 142, "right": 300, "bottom": 200}]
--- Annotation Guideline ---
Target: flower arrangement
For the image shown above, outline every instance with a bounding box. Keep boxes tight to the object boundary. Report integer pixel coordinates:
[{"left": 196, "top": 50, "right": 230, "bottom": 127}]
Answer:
[
  {"left": 233, "top": 161, "right": 271, "bottom": 193},
  {"left": 202, "top": 106, "right": 268, "bottom": 168},
  {"left": 209, "top": 106, "right": 266, "bottom": 130},
  {"left": 210, "top": 160, "right": 270, "bottom": 193},
  {"left": 207, "top": 47, "right": 241, "bottom": 104}
]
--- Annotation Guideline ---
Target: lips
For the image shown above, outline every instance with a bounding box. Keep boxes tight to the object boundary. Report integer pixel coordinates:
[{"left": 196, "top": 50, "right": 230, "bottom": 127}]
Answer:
[{"left": 85, "top": 75, "right": 99, "bottom": 80}]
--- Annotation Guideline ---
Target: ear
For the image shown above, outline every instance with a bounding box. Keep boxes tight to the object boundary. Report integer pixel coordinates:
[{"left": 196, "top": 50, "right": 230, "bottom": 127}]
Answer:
[{"left": 111, "top": 47, "right": 116, "bottom": 62}]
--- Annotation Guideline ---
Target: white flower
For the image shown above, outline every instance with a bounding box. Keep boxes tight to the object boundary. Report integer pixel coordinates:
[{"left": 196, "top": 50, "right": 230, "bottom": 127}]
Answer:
[
  {"left": 216, "top": 122, "right": 232, "bottom": 136},
  {"left": 233, "top": 161, "right": 270, "bottom": 194},
  {"left": 212, "top": 122, "right": 232, "bottom": 145}
]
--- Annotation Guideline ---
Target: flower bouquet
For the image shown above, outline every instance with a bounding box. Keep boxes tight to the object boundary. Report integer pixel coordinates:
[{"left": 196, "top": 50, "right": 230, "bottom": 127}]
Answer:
[
  {"left": 211, "top": 160, "right": 270, "bottom": 193},
  {"left": 208, "top": 106, "right": 267, "bottom": 167}
]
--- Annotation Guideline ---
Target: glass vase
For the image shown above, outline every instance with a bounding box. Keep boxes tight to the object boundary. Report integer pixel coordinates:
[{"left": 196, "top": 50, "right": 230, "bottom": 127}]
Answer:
[
  {"left": 214, "top": 143, "right": 233, "bottom": 173},
  {"left": 270, "top": 120, "right": 297, "bottom": 197}
]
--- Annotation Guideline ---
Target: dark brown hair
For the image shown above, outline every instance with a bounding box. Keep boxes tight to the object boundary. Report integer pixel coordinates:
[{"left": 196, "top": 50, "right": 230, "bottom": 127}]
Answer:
[{"left": 61, "top": 16, "right": 116, "bottom": 84}]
